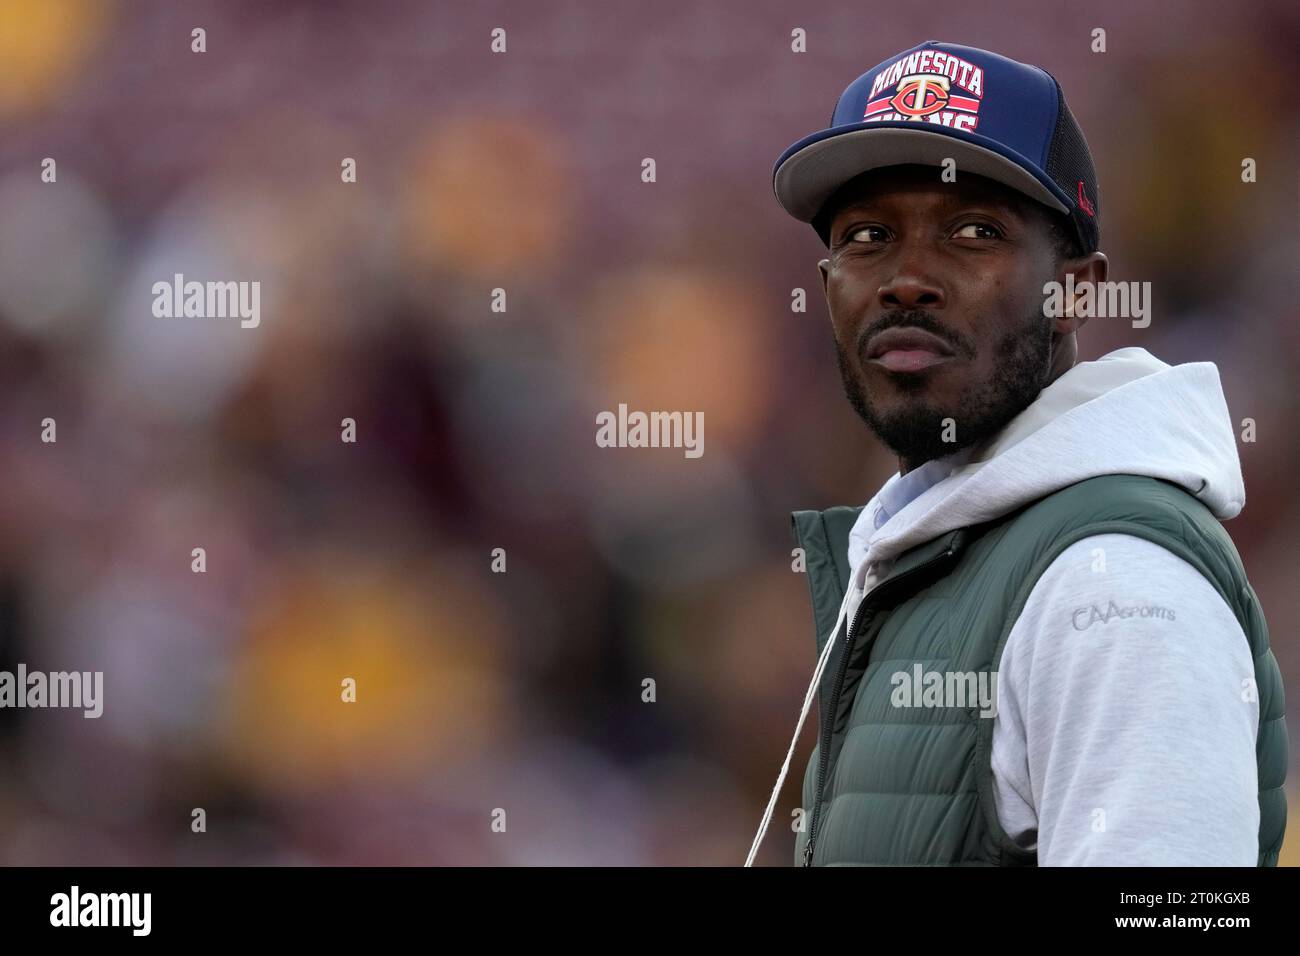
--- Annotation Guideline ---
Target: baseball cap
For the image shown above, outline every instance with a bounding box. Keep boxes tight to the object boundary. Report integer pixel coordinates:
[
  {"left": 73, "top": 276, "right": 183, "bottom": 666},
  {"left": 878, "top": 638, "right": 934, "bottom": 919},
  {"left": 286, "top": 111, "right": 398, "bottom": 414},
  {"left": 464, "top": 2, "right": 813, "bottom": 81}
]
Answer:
[{"left": 772, "top": 41, "right": 1100, "bottom": 254}]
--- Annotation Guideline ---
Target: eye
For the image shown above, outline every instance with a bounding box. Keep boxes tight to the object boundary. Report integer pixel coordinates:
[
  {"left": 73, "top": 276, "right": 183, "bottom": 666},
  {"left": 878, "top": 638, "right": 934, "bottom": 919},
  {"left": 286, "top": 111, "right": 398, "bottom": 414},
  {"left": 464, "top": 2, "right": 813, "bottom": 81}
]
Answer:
[
  {"left": 951, "top": 221, "right": 1002, "bottom": 240},
  {"left": 847, "top": 224, "right": 890, "bottom": 244}
]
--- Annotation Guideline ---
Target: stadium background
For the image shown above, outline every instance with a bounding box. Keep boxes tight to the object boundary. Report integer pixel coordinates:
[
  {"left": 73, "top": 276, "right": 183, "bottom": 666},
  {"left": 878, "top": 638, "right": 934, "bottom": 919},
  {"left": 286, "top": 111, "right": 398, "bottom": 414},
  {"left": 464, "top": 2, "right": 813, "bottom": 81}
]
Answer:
[{"left": 0, "top": 0, "right": 1296, "bottom": 865}]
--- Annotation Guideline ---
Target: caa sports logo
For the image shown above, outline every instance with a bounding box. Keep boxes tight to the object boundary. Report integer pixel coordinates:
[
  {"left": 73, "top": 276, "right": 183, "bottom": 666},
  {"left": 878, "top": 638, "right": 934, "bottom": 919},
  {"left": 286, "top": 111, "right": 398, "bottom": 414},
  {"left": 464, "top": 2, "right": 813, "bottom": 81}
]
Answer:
[{"left": 864, "top": 49, "right": 984, "bottom": 131}]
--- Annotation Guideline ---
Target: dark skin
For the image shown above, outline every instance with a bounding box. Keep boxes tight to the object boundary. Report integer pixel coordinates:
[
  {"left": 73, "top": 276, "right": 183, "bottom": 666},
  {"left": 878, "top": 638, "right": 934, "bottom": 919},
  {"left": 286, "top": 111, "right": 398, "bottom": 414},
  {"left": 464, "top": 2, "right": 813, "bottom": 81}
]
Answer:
[{"left": 817, "top": 164, "right": 1108, "bottom": 475}]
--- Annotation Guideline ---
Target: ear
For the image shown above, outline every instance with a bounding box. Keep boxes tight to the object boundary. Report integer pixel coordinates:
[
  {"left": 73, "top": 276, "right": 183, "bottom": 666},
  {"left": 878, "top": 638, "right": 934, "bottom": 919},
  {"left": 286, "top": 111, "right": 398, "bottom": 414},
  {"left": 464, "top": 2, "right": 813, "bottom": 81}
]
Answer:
[
  {"left": 818, "top": 258, "right": 830, "bottom": 297},
  {"left": 1056, "top": 251, "right": 1108, "bottom": 334}
]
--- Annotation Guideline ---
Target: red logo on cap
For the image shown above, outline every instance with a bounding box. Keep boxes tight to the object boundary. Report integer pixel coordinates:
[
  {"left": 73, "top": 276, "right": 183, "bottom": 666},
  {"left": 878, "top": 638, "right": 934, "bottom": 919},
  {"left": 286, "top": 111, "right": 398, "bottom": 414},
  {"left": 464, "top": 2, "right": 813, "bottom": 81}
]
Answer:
[
  {"left": 889, "top": 74, "right": 950, "bottom": 117},
  {"left": 1077, "top": 181, "right": 1096, "bottom": 217}
]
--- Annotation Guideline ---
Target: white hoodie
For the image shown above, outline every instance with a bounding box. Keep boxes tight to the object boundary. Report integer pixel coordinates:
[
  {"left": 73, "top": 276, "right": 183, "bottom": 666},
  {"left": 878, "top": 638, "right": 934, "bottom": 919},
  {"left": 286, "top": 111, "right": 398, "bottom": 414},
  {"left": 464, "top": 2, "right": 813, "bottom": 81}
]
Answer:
[{"left": 747, "top": 347, "right": 1260, "bottom": 866}]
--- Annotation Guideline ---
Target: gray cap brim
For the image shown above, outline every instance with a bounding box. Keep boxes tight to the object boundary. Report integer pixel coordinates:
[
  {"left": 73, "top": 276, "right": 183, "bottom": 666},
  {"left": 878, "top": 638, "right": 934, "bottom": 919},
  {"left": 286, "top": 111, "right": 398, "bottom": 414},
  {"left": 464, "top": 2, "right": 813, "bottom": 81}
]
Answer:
[{"left": 773, "top": 126, "right": 1070, "bottom": 224}]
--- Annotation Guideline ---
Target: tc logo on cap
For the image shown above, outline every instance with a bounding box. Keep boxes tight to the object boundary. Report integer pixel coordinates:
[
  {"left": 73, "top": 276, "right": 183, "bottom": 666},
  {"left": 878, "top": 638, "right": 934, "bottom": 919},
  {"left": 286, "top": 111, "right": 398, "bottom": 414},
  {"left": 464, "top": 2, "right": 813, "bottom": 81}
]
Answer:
[
  {"left": 890, "top": 75, "right": 950, "bottom": 117},
  {"left": 864, "top": 49, "right": 985, "bottom": 131}
]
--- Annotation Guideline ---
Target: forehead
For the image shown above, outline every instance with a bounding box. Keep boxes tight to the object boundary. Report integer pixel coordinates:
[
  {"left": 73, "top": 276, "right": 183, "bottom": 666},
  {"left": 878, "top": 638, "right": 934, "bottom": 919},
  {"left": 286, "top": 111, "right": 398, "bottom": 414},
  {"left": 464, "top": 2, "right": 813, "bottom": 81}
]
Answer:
[{"left": 825, "top": 164, "right": 1041, "bottom": 221}]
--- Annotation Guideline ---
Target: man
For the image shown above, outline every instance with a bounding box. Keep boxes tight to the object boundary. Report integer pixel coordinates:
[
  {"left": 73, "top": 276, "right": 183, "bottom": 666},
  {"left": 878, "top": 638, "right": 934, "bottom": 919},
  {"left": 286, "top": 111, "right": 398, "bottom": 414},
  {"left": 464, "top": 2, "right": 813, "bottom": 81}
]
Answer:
[{"left": 745, "top": 41, "right": 1287, "bottom": 866}]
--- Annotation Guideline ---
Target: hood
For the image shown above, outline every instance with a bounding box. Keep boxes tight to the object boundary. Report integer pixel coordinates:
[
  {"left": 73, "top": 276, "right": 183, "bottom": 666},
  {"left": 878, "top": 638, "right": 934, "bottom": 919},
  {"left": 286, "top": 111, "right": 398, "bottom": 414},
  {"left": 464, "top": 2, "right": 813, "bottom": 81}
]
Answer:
[{"left": 847, "top": 346, "right": 1245, "bottom": 575}]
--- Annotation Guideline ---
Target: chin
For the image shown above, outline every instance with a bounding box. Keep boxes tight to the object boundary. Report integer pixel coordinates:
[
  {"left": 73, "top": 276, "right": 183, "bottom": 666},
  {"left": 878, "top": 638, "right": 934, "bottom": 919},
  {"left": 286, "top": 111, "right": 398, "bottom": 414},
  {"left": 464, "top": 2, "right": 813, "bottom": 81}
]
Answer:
[{"left": 863, "top": 368, "right": 944, "bottom": 400}]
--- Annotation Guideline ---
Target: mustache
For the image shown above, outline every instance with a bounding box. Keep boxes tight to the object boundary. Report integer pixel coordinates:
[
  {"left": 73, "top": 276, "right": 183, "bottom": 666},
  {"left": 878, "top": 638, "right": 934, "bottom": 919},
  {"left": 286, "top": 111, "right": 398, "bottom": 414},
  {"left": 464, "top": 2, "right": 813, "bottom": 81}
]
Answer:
[{"left": 856, "top": 309, "right": 970, "bottom": 360}]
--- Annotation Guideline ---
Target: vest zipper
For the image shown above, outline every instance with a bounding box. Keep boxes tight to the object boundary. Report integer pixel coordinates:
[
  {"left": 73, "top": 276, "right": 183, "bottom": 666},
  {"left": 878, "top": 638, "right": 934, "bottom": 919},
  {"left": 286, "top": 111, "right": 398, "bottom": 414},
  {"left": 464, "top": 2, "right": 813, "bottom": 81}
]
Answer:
[
  {"left": 802, "top": 543, "right": 959, "bottom": 867},
  {"left": 803, "top": 591, "right": 873, "bottom": 867}
]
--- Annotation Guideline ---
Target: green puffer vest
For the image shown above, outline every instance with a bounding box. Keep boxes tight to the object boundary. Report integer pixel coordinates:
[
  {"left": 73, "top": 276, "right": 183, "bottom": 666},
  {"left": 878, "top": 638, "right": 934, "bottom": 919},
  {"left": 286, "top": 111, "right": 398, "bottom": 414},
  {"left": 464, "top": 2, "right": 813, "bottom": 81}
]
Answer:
[{"left": 791, "top": 473, "right": 1288, "bottom": 866}]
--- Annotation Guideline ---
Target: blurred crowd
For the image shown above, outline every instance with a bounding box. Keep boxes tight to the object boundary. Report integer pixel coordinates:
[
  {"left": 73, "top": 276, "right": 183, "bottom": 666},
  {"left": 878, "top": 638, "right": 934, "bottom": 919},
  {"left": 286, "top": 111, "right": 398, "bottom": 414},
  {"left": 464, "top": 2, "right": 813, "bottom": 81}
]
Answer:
[{"left": 0, "top": 0, "right": 1297, "bottom": 865}]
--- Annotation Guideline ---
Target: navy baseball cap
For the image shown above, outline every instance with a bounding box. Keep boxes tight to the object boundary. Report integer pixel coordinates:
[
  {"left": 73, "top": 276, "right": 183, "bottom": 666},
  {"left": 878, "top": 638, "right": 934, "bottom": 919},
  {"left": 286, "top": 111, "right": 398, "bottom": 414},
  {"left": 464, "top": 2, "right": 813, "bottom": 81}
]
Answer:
[{"left": 773, "top": 41, "right": 1100, "bottom": 254}]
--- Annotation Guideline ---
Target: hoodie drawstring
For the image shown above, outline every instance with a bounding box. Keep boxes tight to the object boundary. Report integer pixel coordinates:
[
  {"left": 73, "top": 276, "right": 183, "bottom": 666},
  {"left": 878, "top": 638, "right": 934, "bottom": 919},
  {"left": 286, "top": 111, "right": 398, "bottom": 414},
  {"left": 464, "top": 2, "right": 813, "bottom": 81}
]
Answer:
[{"left": 743, "top": 577, "right": 859, "bottom": 867}]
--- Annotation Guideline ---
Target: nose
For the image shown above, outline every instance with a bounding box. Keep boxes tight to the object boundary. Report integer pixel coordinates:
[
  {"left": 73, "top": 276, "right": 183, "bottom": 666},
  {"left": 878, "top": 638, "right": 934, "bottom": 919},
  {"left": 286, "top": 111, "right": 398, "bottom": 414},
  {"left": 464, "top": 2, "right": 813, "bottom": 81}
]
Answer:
[{"left": 877, "top": 244, "right": 945, "bottom": 311}]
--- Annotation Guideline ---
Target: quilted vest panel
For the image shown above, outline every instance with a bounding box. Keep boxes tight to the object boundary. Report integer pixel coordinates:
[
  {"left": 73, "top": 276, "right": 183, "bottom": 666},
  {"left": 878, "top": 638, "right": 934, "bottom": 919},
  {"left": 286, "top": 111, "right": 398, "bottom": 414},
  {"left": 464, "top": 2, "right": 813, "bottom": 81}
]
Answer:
[{"left": 790, "top": 474, "right": 1287, "bottom": 866}]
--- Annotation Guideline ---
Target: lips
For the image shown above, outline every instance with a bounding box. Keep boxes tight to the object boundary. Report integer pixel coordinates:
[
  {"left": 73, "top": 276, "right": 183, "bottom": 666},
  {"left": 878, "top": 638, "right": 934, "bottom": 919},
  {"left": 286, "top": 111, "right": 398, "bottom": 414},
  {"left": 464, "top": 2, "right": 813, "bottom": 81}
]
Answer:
[{"left": 863, "top": 326, "right": 956, "bottom": 373}]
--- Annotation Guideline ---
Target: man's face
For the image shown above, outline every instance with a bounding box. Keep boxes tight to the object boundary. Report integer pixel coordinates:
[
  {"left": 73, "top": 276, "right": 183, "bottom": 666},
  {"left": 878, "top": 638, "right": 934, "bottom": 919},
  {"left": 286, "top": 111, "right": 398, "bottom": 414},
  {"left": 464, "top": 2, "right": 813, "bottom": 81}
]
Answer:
[{"left": 818, "top": 164, "right": 1066, "bottom": 470}]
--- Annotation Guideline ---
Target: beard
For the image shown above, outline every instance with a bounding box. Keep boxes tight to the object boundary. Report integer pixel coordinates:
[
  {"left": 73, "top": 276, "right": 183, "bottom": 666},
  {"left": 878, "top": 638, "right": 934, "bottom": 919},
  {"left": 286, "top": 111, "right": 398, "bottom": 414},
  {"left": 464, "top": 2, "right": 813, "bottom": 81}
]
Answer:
[{"left": 834, "top": 307, "right": 1053, "bottom": 467}]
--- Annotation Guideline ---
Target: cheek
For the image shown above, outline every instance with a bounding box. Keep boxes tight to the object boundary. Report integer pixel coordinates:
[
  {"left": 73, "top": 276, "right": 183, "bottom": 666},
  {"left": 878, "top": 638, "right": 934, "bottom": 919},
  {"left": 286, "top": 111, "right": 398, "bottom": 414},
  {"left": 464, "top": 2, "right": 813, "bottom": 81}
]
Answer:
[
  {"left": 965, "top": 265, "right": 1046, "bottom": 333},
  {"left": 825, "top": 270, "right": 872, "bottom": 336},
  {"left": 1005, "top": 257, "right": 1055, "bottom": 310}
]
